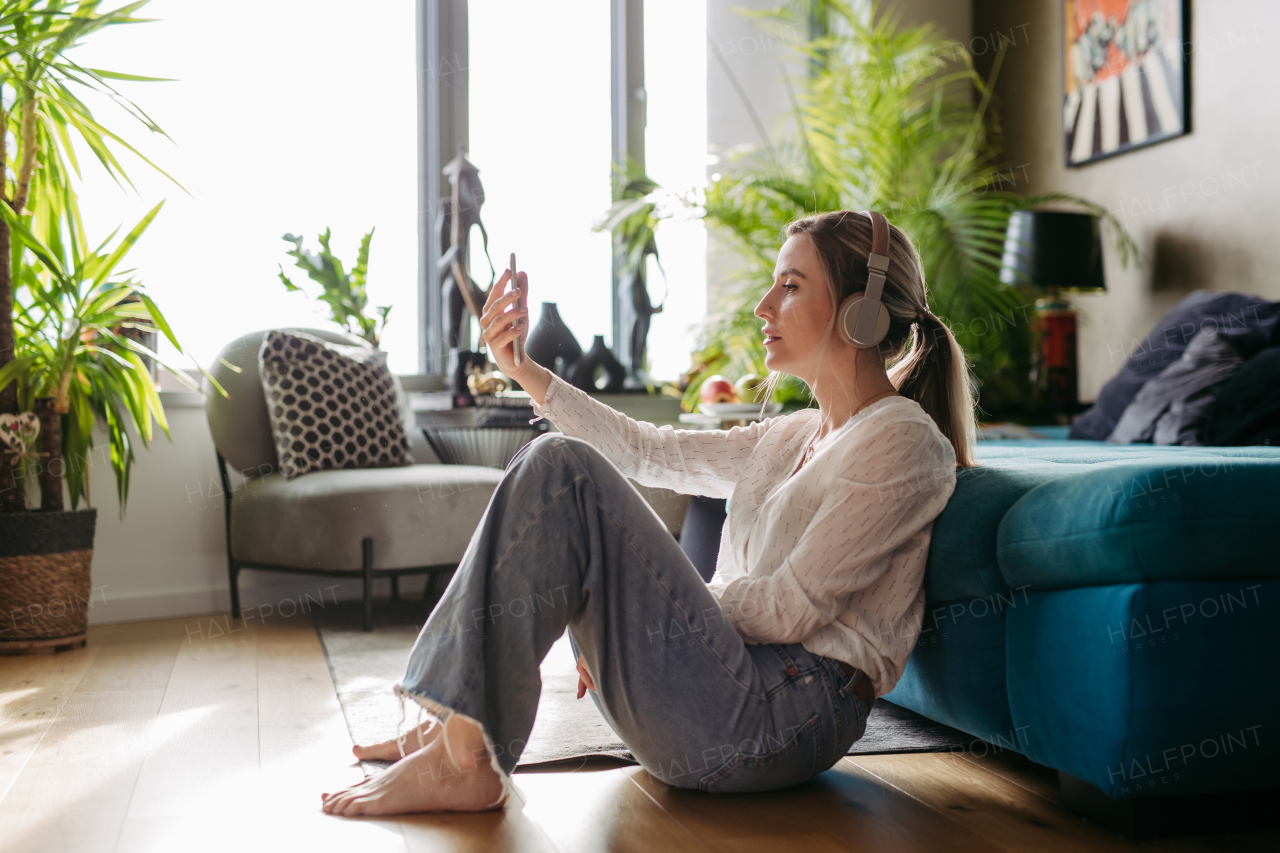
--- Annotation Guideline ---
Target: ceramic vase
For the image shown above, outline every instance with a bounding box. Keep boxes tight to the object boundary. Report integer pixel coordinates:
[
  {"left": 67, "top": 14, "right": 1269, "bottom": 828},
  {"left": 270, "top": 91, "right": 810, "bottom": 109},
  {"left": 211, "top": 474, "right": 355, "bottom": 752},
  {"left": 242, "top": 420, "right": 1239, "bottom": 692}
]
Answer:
[
  {"left": 524, "top": 302, "right": 583, "bottom": 378},
  {"left": 569, "top": 335, "right": 626, "bottom": 394}
]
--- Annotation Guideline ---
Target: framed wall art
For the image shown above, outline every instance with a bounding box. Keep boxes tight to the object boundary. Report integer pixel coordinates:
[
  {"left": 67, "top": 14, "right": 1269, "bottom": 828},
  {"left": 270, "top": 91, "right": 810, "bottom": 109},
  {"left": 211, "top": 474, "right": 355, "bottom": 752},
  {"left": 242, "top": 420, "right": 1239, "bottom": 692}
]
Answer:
[{"left": 1063, "top": 0, "right": 1189, "bottom": 167}]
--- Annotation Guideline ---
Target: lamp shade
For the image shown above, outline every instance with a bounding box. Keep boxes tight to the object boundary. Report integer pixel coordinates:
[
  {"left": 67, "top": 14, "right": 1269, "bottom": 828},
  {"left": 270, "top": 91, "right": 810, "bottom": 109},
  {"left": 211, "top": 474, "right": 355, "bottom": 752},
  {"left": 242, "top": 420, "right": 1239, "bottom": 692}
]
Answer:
[{"left": 999, "top": 210, "right": 1105, "bottom": 291}]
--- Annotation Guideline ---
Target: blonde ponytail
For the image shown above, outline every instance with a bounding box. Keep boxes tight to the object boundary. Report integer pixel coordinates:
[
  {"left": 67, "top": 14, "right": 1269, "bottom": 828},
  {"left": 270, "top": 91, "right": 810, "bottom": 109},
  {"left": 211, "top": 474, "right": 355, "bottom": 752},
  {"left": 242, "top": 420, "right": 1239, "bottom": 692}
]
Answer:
[{"left": 888, "top": 311, "right": 976, "bottom": 467}]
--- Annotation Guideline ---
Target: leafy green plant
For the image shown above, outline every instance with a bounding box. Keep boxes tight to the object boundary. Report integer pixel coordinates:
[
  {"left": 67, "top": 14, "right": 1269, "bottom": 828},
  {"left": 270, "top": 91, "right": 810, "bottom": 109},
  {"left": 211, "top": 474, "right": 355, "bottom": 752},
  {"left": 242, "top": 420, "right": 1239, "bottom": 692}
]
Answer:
[
  {"left": 626, "top": 0, "right": 1138, "bottom": 415},
  {"left": 279, "top": 228, "right": 389, "bottom": 348},
  {"left": 0, "top": 201, "right": 213, "bottom": 513},
  {"left": 0, "top": 0, "right": 192, "bottom": 513}
]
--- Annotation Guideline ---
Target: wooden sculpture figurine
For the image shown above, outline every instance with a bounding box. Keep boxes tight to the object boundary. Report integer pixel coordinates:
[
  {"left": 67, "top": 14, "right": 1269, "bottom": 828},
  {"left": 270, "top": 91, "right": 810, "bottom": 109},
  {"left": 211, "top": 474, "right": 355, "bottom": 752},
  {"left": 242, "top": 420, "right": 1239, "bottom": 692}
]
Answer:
[{"left": 437, "top": 150, "right": 494, "bottom": 349}]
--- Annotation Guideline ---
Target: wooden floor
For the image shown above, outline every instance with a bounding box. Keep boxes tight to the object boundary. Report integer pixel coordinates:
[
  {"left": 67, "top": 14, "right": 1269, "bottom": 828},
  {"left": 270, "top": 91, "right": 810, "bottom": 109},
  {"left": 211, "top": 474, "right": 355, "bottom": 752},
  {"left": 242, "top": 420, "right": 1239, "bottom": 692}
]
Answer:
[{"left": 1, "top": 618, "right": 1275, "bottom": 853}]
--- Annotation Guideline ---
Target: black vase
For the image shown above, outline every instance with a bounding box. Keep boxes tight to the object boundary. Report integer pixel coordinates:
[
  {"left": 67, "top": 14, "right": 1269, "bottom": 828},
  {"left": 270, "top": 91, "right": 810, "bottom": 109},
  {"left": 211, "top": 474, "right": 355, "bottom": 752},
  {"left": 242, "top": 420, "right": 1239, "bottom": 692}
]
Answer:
[
  {"left": 568, "top": 335, "right": 626, "bottom": 394},
  {"left": 524, "top": 302, "right": 583, "bottom": 378}
]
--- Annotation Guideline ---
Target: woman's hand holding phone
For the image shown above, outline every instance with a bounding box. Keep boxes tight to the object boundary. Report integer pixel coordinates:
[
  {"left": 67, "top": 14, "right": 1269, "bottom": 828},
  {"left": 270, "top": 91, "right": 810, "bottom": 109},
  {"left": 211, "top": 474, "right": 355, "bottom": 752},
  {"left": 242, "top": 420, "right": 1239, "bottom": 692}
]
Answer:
[{"left": 480, "top": 267, "right": 553, "bottom": 406}]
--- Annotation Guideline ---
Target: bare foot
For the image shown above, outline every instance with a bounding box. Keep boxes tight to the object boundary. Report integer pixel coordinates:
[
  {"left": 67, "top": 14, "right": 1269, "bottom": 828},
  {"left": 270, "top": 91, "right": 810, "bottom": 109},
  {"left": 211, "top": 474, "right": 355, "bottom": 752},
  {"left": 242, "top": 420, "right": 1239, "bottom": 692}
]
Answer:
[
  {"left": 323, "top": 716, "right": 505, "bottom": 816},
  {"left": 352, "top": 719, "right": 441, "bottom": 762}
]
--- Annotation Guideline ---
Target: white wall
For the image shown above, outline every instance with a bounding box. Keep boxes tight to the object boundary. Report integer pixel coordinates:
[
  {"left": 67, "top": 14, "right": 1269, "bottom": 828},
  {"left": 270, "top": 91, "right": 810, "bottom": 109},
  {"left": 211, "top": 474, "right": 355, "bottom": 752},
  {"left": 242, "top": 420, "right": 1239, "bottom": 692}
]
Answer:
[
  {"left": 976, "top": 0, "right": 1280, "bottom": 401},
  {"left": 83, "top": 393, "right": 397, "bottom": 626}
]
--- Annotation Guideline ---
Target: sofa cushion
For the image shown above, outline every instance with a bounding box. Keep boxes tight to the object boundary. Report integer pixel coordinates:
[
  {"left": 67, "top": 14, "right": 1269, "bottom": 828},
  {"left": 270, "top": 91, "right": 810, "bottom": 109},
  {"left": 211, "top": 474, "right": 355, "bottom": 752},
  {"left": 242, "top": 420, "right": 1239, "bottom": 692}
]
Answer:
[
  {"left": 1007, "top": 582, "right": 1280, "bottom": 797},
  {"left": 231, "top": 463, "right": 502, "bottom": 571},
  {"left": 924, "top": 465, "right": 1049, "bottom": 601},
  {"left": 996, "top": 446, "right": 1280, "bottom": 590},
  {"left": 924, "top": 439, "right": 1144, "bottom": 600}
]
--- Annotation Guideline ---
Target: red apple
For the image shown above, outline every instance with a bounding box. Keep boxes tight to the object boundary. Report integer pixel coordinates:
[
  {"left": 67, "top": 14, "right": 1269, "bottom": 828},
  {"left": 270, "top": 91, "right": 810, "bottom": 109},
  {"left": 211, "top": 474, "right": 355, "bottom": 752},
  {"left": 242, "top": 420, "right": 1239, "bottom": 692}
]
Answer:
[{"left": 700, "top": 375, "right": 738, "bottom": 404}]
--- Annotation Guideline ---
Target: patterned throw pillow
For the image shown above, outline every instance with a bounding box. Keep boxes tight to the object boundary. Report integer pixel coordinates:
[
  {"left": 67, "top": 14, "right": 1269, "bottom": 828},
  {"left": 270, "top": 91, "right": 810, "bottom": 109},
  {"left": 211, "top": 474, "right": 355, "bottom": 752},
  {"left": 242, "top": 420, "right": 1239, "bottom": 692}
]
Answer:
[{"left": 259, "top": 330, "right": 413, "bottom": 479}]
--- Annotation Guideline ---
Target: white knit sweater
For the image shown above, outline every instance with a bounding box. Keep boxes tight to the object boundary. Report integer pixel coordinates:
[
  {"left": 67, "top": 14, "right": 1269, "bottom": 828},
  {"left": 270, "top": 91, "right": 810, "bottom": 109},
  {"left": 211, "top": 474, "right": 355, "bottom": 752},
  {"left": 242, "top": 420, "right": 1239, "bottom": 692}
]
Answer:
[{"left": 529, "top": 373, "right": 957, "bottom": 695}]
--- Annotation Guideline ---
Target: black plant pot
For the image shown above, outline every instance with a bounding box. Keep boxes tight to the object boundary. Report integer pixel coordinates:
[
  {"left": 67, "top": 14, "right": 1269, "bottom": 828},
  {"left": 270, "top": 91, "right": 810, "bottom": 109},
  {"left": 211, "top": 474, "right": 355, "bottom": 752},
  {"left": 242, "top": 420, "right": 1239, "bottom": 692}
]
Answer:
[
  {"left": 525, "top": 302, "right": 582, "bottom": 378},
  {"left": 568, "top": 335, "right": 626, "bottom": 394},
  {"left": 0, "top": 508, "right": 97, "bottom": 653}
]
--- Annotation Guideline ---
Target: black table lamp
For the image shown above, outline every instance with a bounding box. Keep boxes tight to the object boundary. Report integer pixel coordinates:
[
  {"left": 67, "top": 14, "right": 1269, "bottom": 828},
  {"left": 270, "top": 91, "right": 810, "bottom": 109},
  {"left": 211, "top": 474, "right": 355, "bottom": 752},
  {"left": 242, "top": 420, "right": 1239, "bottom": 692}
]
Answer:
[{"left": 1000, "top": 210, "right": 1106, "bottom": 412}]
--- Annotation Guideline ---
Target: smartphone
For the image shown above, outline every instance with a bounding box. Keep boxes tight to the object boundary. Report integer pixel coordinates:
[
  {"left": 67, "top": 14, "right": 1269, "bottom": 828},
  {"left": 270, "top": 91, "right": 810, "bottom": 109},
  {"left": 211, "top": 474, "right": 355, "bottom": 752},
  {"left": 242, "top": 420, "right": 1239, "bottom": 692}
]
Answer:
[{"left": 510, "top": 253, "right": 525, "bottom": 367}]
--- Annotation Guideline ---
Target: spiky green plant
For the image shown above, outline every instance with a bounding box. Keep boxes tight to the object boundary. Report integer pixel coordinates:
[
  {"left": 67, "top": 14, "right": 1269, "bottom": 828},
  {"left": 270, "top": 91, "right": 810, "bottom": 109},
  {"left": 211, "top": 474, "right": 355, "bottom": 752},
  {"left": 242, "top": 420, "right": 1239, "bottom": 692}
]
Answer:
[
  {"left": 0, "top": 201, "right": 215, "bottom": 514},
  {"left": 662, "top": 0, "right": 1138, "bottom": 415},
  {"left": 279, "top": 228, "right": 389, "bottom": 349},
  {"left": 0, "top": 0, "right": 195, "bottom": 513}
]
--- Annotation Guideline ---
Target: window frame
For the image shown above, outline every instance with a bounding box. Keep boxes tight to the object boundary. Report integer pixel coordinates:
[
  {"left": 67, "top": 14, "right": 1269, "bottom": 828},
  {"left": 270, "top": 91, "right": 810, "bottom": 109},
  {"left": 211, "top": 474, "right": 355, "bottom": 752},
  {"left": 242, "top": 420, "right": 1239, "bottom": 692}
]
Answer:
[{"left": 417, "top": 0, "right": 643, "bottom": 386}]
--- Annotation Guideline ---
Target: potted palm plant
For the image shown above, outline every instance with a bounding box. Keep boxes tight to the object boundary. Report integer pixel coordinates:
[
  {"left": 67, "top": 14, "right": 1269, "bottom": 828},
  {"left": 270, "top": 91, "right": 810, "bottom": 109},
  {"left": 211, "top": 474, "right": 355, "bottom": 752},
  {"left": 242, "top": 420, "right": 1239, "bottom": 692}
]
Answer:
[
  {"left": 0, "top": 1, "right": 202, "bottom": 653},
  {"left": 605, "top": 1, "right": 1138, "bottom": 416}
]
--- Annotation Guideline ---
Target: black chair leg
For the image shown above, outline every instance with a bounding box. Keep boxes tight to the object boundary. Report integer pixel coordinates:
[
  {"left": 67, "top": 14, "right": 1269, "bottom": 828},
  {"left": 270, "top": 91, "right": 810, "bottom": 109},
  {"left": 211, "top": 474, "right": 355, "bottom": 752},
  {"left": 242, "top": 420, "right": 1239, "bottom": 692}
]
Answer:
[
  {"left": 362, "top": 537, "right": 374, "bottom": 632},
  {"left": 422, "top": 567, "right": 454, "bottom": 611},
  {"left": 391, "top": 574, "right": 399, "bottom": 601},
  {"left": 228, "top": 561, "right": 242, "bottom": 619}
]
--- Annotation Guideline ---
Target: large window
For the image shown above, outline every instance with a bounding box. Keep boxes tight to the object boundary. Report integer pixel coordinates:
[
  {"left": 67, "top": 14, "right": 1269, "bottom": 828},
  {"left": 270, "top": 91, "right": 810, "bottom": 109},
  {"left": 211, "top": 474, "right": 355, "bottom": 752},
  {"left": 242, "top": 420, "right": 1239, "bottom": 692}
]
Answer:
[
  {"left": 66, "top": 0, "right": 420, "bottom": 375},
  {"left": 468, "top": 0, "right": 705, "bottom": 383},
  {"left": 466, "top": 0, "right": 614, "bottom": 361},
  {"left": 643, "top": 0, "right": 707, "bottom": 383},
  {"left": 64, "top": 1, "right": 706, "bottom": 384}
]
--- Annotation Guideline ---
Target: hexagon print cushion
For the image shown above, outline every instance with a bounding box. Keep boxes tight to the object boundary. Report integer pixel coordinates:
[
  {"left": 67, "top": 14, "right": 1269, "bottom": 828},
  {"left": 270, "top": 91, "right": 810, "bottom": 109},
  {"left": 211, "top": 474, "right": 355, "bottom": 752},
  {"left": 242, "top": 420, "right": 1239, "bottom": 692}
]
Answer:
[{"left": 258, "top": 330, "right": 413, "bottom": 479}]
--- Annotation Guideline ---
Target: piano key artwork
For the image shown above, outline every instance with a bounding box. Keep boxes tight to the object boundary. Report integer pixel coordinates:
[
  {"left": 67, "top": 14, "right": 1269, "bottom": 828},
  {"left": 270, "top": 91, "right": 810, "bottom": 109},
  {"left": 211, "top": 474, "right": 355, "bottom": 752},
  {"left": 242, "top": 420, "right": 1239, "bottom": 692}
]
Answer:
[{"left": 1063, "top": 0, "right": 1188, "bottom": 167}]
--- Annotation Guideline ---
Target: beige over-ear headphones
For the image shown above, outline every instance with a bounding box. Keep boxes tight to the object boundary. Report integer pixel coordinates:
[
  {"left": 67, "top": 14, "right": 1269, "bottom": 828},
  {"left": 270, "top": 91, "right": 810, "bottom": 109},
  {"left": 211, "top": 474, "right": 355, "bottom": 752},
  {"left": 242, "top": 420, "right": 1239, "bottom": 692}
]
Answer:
[{"left": 836, "top": 210, "right": 892, "bottom": 348}]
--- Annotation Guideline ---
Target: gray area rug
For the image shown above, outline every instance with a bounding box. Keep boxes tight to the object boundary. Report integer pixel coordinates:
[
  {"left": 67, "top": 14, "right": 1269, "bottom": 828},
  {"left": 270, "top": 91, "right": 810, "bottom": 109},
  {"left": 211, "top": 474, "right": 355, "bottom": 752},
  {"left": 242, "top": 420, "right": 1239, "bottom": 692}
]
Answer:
[{"left": 314, "top": 601, "right": 976, "bottom": 773}]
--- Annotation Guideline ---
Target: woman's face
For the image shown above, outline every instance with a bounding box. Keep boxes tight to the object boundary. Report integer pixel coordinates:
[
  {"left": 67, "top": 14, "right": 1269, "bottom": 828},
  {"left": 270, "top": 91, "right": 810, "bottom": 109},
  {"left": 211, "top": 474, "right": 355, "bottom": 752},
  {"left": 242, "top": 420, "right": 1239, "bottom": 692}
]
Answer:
[{"left": 755, "top": 233, "right": 835, "bottom": 380}]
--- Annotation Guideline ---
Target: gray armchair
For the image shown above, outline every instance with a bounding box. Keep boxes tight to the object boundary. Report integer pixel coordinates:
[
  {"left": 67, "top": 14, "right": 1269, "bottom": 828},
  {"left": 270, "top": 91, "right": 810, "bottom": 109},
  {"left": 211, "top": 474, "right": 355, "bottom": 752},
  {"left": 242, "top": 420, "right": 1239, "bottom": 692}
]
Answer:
[{"left": 205, "top": 329, "right": 503, "bottom": 630}]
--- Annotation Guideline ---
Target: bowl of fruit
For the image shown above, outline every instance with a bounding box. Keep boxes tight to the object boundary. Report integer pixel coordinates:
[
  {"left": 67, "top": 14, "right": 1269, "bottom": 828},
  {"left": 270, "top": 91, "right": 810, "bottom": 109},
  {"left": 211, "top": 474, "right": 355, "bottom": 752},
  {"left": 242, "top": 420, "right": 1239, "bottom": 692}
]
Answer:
[{"left": 698, "top": 374, "right": 782, "bottom": 417}]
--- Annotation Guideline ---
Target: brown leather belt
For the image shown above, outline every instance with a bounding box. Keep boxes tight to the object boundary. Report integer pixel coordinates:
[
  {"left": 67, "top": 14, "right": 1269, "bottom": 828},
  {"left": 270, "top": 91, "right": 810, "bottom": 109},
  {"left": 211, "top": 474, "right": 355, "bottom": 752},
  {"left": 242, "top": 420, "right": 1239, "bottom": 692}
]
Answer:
[{"left": 839, "top": 660, "right": 877, "bottom": 708}]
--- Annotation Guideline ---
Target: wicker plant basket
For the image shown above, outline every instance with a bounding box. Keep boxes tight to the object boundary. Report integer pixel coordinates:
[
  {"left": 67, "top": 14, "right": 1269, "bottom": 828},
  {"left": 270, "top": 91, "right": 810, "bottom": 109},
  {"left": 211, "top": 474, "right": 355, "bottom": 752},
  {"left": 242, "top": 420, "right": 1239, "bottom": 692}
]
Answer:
[{"left": 0, "top": 509, "right": 97, "bottom": 654}]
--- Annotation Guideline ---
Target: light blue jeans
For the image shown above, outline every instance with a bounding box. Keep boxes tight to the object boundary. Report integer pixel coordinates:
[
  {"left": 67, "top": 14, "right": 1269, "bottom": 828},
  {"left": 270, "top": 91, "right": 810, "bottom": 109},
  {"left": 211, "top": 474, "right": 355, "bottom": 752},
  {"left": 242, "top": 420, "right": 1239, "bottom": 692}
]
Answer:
[{"left": 399, "top": 434, "right": 871, "bottom": 793}]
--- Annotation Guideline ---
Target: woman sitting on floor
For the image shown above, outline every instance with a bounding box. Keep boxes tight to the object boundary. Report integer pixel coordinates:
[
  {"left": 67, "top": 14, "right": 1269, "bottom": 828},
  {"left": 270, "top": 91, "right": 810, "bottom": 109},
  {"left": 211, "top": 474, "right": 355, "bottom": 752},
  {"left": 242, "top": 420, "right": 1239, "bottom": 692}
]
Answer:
[{"left": 321, "top": 210, "right": 974, "bottom": 816}]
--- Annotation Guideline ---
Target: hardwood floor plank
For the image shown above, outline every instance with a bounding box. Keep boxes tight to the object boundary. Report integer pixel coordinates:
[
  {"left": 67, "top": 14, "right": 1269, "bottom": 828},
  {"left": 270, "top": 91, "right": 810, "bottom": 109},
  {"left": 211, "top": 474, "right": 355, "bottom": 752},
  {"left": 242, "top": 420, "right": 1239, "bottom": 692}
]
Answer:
[
  {"left": 72, "top": 620, "right": 184, "bottom": 693},
  {"left": 10, "top": 613, "right": 1274, "bottom": 853},
  {"left": 0, "top": 643, "right": 99, "bottom": 800},
  {"left": 628, "top": 759, "right": 992, "bottom": 853},
  {"left": 0, "top": 688, "right": 168, "bottom": 852},
  {"left": 849, "top": 752, "right": 1158, "bottom": 853},
  {"left": 0, "top": 619, "right": 185, "bottom": 853},
  {"left": 121, "top": 633, "right": 260, "bottom": 821},
  {"left": 254, "top": 622, "right": 410, "bottom": 853},
  {"left": 111, "top": 619, "right": 409, "bottom": 853},
  {"left": 397, "top": 810, "right": 560, "bottom": 853},
  {"left": 516, "top": 766, "right": 705, "bottom": 853},
  {"left": 956, "top": 747, "right": 1064, "bottom": 805}
]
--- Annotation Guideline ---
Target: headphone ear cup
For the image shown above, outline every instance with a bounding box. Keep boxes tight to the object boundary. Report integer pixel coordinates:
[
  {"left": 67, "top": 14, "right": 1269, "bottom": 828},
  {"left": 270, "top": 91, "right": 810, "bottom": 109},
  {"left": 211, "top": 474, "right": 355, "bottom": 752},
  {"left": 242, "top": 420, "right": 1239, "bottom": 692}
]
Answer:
[{"left": 837, "top": 295, "right": 890, "bottom": 348}]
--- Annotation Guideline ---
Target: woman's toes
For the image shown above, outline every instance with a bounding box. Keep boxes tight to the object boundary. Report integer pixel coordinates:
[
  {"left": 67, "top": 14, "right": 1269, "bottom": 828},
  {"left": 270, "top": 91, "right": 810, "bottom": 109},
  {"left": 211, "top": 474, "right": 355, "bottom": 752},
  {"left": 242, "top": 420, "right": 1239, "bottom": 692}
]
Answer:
[{"left": 329, "top": 792, "right": 356, "bottom": 816}]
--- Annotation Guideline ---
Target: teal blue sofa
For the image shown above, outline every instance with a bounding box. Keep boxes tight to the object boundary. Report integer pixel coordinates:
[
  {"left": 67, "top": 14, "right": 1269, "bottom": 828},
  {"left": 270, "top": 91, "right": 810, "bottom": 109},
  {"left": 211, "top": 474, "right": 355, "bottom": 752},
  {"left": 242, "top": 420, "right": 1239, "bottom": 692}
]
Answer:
[{"left": 884, "top": 438, "right": 1280, "bottom": 832}]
